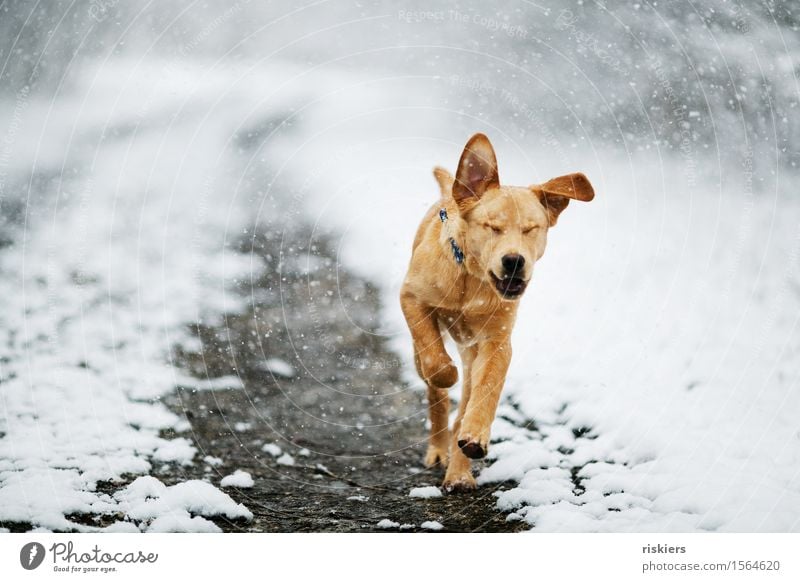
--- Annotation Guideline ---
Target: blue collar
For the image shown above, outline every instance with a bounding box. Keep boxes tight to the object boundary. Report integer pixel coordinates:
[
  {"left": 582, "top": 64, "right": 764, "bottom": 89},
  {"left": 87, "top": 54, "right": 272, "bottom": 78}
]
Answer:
[{"left": 439, "top": 208, "right": 464, "bottom": 265}]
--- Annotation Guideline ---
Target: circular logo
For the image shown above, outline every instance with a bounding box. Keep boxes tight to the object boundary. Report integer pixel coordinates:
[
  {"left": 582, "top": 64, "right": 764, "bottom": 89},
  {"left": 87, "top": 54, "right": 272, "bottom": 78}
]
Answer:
[{"left": 19, "top": 542, "right": 46, "bottom": 570}]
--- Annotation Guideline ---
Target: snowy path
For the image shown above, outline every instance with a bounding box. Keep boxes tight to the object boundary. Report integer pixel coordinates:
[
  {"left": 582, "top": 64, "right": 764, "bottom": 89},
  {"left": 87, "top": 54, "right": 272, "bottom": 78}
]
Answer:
[{"left": 157, "top": 226, "right": 522, "bottom": 532}]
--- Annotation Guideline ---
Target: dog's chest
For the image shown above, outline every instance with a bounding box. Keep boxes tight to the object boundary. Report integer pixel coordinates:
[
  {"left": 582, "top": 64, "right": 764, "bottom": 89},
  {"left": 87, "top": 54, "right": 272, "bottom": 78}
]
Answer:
[{"left": 435, "top": 306, "right": 517, "bottom": 346}]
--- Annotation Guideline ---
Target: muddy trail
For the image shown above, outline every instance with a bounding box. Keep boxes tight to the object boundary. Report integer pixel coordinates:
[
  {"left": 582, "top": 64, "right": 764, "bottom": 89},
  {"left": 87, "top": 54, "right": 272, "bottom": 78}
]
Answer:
[{"left": 161, "top": 223, "right": 527, "bottom": 533}]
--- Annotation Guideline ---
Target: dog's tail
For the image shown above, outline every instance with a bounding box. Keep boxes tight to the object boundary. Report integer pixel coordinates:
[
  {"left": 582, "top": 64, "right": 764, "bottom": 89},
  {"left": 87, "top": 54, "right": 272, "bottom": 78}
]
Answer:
[{"left": 433, "top": 166, "right": 454, "bottom": 198}]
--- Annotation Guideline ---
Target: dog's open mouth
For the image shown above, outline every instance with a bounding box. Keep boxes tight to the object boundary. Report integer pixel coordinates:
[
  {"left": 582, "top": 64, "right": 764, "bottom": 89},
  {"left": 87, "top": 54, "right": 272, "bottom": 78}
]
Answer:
[{"left": 490, "top": 272, "right": 527, "bottom": 298}]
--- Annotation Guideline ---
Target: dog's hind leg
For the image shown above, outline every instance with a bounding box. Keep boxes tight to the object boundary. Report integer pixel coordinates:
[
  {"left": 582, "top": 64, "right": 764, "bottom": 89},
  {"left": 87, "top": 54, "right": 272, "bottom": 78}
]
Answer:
[
  {"left": 400, "top": 292, "right": 458, "bottom": 389},
  {"left": 443, "top": 344, "right": 478, "bottom": 492}
]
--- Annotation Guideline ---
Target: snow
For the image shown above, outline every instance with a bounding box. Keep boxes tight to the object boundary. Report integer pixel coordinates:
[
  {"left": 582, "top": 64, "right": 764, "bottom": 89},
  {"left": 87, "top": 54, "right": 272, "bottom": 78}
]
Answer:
[
  {"left": 0, "top": 60, "right": 264, "bottom": 530},
  {"left": 262, "top": 358, "right": 296, "bottom": 378},
  {"left": 180, "top": 375, "right": 245, "bottom": 391},
  {"left": 152, "top": 439, "right": 195, "bottom": 465},
  {"left": 347, "top": 495, "right": 369, "bottom": 502},
  {"left": 220, "top": 470, "right": 254, "bottom": 489},
  {"left": 203, "top": 456, "right": 223, "bottom": 467},
  {"left": 113, "top": 476, "right": 253, "bottom": 531},
  {"left": 276, "top": 453, "right": 296, "bottom": 467},
  {"left": 421, "top": 521, "right": 444, "bottom": 531},
  {"left": 147, "top": 513, "right": 221, "bottom": 534},
  {"left": 102, "top": 522, "right": 141, "bottom": 533},
  {"left": 376, "top": 519, "right": 400, "bottom": 529},
  {"left": 409, "top": 486, "right": 443, "bottom": 499},
  {"left": 261, "top": 443, "right": 283, "bottom": 457}
]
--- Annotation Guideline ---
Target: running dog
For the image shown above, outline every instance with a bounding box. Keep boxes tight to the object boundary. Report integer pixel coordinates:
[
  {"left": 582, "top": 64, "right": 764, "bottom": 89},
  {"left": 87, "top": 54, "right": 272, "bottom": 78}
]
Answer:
[{"left": 400, "top": 133, "right": 595, "bottom": 492}]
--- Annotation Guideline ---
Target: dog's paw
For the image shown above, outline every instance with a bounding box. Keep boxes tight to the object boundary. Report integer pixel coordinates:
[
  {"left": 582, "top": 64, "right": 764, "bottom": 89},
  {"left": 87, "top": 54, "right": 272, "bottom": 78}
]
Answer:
[
  {"left": 457, "top": 416, "right": 491, "bottom": 459},
  {"left": 423, "top": 358, "right": 458, "bottom": 389},
  {"left": 457, "top": 439, "right": 487, "bottom": 459},
  {"left": 424, "top": 444, "right": 449, "bottom": 468},
  {"left": 442, "top": 472, "right": 477, "bottom": 494}
]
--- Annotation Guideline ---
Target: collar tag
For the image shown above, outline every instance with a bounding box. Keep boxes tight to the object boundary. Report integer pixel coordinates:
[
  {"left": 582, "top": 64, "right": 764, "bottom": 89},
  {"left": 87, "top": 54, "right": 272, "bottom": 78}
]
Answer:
[{"left": 439, "top": 208, "right": 448, "bottom": 222}]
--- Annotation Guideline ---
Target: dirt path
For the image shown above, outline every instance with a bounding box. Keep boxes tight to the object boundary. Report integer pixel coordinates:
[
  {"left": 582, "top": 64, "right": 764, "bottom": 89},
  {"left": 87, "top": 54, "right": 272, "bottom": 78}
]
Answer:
[{"left": 163, "top": 226, "right": 525, "bottom": 532}]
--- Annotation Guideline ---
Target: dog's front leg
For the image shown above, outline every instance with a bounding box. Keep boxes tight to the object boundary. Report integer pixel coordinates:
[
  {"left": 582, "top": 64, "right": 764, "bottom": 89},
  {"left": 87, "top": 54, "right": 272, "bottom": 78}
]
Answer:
[
  {"left": 443, "top": 344, "right": 478, "bottom": 492},
  {"left": 400, "top": 292, "right": 458, "bottom": 389},
  {"left": 456, "top": 337, "right": 511, "bottom": 459}
]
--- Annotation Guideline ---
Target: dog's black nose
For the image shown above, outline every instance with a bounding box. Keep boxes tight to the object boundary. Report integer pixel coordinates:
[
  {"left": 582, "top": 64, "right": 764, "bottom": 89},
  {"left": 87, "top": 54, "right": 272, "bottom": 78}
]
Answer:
[{"left": 501, "top": 254, "right": 525, "bottom": 275}]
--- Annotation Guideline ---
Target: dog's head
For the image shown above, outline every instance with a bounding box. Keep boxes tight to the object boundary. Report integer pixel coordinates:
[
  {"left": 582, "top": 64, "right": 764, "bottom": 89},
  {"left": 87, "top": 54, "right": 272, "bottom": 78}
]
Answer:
[{"left": 449, "top": 133, "right": 594, "bottom": 301}]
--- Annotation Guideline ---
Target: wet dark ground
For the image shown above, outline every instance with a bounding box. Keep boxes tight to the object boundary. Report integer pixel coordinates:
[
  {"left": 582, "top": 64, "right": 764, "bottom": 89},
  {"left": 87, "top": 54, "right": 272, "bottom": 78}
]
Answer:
[{"left": 158, "top": 225, "right": 526, "bottom": 532}]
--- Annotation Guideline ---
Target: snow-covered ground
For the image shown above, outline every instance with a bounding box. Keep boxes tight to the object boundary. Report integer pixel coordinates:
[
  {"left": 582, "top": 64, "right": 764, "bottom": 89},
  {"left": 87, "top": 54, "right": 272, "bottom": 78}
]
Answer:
[
  {"left": 268, "top": 68, "right": 800, "bottom": 531},
  {"left": 0, "top": 60, "right": 287, "bottom": 531}
]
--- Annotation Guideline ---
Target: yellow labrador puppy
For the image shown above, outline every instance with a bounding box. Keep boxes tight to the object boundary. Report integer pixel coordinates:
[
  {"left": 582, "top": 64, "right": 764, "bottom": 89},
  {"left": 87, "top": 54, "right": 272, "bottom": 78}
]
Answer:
[{"left": 400, "top": 133, "right": 595, "bottom": 492}]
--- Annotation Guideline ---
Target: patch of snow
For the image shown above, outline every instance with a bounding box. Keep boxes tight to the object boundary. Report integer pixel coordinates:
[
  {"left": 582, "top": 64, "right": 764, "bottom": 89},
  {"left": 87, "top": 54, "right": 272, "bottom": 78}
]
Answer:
[
  {"left": 261, "top": 443, "right": 282, "bottom": 457},
  {"left": 152, "top": 438, "right": 195, "bottom": 465},
  {"left": 376, "top": 519, "right": 399, "bottom": 529},
  {"left": 102, "top": 522, "right": 140, "bottom": 533},
  {"left": 220, "top": 470, "right": 254, "bottom": 488},
  {"left": 147, "top": 513, "right": 221, "bottom": 533},
  {"left": 233, "top": 422, "right": 252, "bottom": 432},
  {"left": 276, "top": 453, "right": 295, "bottom": 466},
  {"left": 421, "top": 521, "right": 443, "bottom": 531},
  {"left": 347, "top": 495, "right": 369, "bottom": 502},
  {"left": 409, "top": 486, "right": 442, "bottom": 499},
  {"left": 203, "top": 456, "right": 223, "bottom": 467},
  {"left": 179, "top": 375, "right": 244, "bottom": 391},
  {"left": 114, "top": 476, "right": 253, "bottom": 530},
  {"left": 263, "top": 358, "right": 296, "bottom": 378}
]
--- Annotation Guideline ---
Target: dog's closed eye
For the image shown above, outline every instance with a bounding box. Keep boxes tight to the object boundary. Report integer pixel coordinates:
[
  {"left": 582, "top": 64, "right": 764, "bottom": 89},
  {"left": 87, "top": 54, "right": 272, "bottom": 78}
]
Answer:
[
  {"left": 522, "top": 225, "right": 540, "bottom": 235},
  {"left": 483, "top": 223, "right": 502, "bottom": 234}
]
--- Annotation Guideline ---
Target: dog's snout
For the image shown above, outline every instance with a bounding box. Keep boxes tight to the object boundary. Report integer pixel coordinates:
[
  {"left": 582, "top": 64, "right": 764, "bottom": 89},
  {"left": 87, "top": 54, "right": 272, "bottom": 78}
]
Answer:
[{"left": 501, "top": 254, "right": 525, "bottom": 275}]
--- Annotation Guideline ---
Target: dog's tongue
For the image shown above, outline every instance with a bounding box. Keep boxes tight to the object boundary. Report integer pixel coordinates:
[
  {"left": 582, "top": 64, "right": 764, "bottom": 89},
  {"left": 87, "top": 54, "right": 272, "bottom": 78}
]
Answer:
[{"left": 497, "top": 277, "right": 525, "bottom": 296}]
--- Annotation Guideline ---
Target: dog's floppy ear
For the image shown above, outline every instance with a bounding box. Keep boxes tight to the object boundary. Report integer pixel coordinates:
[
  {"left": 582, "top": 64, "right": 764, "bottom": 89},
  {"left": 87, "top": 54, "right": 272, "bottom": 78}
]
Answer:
[
  {"left": 452, "top": 133, "right": 499, "bottom": 208},
  {"left": 532, "top": 172, "right": 595, "bottom": 226}
]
